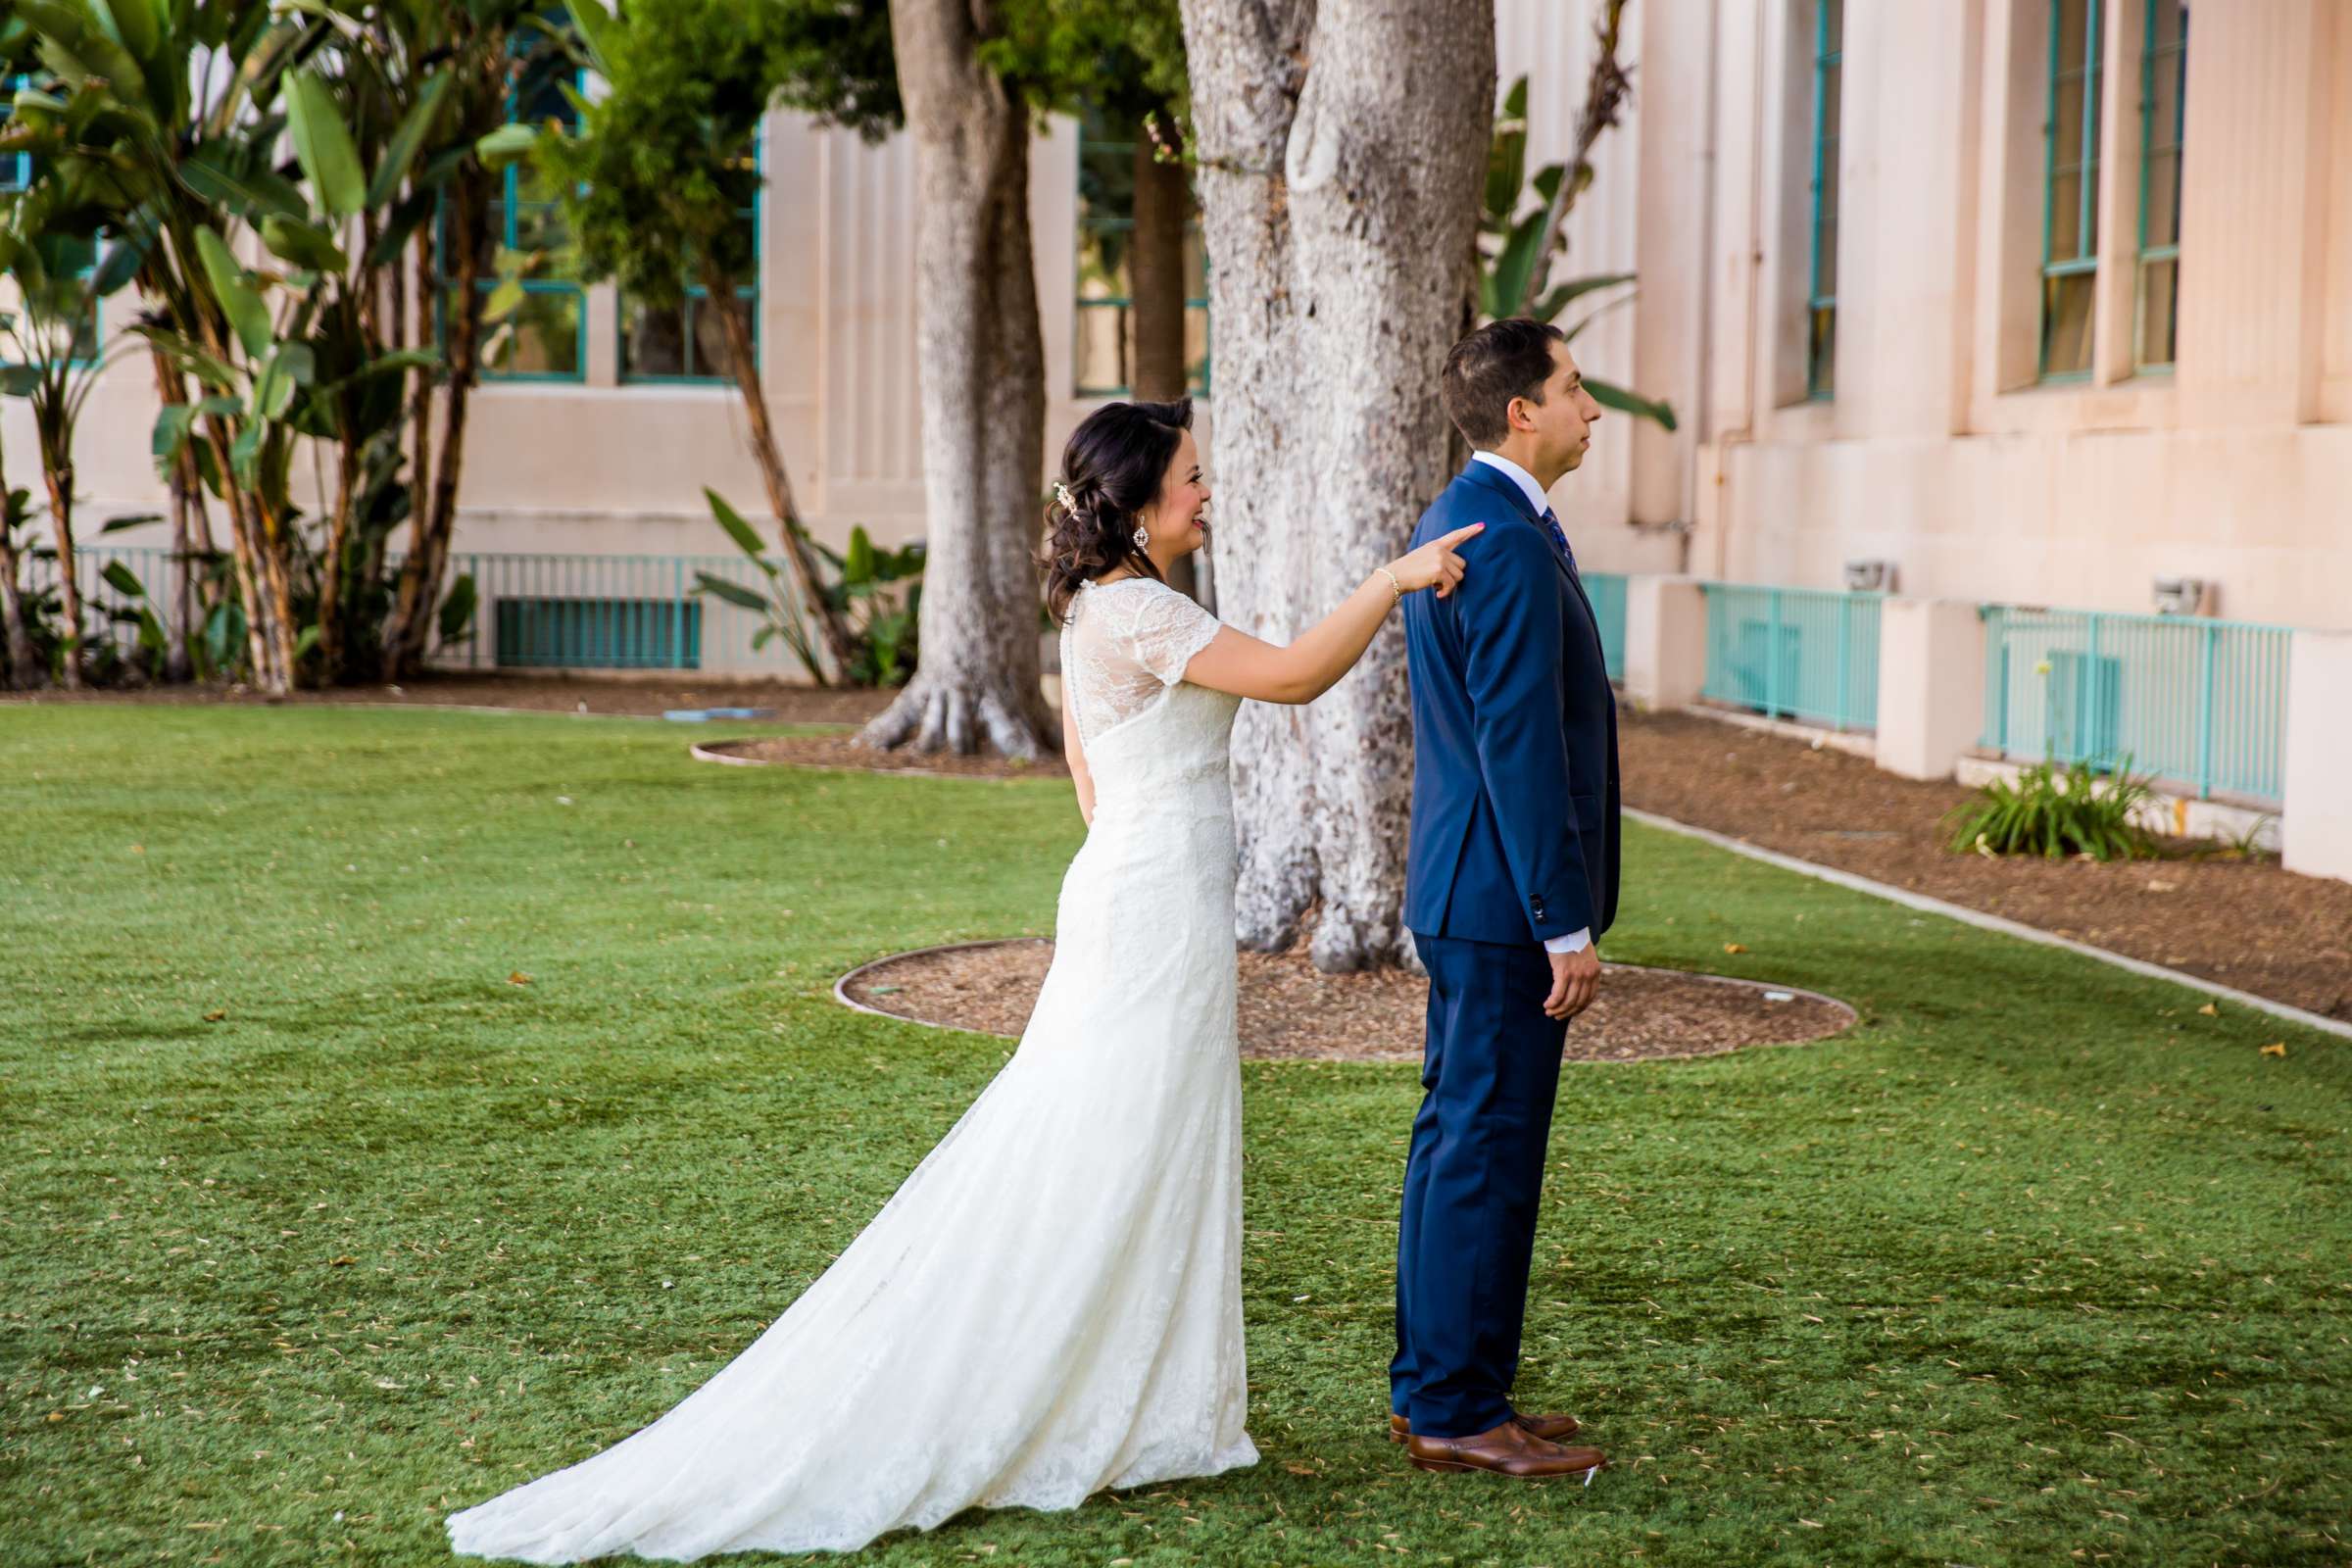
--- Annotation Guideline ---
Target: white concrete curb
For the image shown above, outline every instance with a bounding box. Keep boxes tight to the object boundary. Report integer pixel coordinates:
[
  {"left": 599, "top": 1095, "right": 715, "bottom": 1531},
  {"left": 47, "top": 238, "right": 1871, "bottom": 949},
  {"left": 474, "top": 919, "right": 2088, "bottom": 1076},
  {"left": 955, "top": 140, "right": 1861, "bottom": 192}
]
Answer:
[{"left": 1624, "top": 806, "right": 2352, "bottom": 1043}]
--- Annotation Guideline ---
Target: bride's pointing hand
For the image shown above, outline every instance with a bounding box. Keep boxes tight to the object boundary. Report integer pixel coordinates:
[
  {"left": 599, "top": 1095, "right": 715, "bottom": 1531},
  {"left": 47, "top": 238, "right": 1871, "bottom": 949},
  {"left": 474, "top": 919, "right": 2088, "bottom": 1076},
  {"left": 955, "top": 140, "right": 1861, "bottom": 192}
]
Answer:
[{"left": 1387, "top": 523, "right": 1485, "bottom": 600}]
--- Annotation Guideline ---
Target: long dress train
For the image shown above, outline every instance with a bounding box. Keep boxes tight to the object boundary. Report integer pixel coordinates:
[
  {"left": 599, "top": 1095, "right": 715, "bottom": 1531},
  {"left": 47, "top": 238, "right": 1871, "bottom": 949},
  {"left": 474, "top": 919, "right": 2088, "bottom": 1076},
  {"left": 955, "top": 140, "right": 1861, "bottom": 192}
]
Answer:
[{"left": 446, "top": 575, "right": 1252, "bottom": 1561}]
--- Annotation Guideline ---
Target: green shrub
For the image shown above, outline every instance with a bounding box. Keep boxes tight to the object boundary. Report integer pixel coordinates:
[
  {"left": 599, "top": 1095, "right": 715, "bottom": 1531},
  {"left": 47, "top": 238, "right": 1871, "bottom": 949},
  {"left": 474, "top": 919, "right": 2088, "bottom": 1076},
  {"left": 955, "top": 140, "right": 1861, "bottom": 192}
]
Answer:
[{"left": 1945, "top": 756, "right": 2158, "bottom": 861}]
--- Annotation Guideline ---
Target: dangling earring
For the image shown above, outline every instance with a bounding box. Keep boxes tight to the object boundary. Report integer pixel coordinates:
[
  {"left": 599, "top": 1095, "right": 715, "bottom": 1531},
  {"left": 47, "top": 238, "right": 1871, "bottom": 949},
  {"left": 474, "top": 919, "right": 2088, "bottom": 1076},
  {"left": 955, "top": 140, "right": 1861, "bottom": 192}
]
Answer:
[{"left": 1132, "top": 522, "right": 1151, "bottom": 550}]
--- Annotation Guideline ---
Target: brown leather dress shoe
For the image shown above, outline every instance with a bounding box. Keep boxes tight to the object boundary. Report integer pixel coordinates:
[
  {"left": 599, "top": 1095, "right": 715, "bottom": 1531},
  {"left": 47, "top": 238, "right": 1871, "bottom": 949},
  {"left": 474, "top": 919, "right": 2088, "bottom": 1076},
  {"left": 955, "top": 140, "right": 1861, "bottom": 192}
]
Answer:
[
  {"left": 1403, "top": 1421, "right": 1608, "bottom": 1482},
  {"left": 1390, "top": 1410, "right": 1581, "bottom": 1444}
]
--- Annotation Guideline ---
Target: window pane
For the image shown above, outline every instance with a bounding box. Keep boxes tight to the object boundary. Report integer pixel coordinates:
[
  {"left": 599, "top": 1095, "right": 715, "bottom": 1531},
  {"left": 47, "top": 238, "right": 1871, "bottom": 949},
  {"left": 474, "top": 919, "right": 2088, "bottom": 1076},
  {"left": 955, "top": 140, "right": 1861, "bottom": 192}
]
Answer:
[
  {"left": 2048, "top": 172, "right": 2082, "bottom": 258},
  {"left": 2137, "top": 255, "right": 2178, "bottom": 367},
  {"left": 1821, "top": 58, "right": 1841, "bottom": 133},
  {"left": 1078, "top": 224, "right": 1130, "bottom": 303},
  {"left": 692, "top": 295, "right": 743, "bottom": 379},
  {"left": 1814, "top": 216, "right": 1838, "bottom": 298},
  {"left": 2142, "top": 148, "right": 2180, "bottom": 247},
  {"left": 2052, "top": 76, "right": 2087, "bottom": 170},
  {"left": 480, "top": 287, "right": 581, "bottom": 376},
  {"left": 1823, "top": 0, "right": 1843, "bottom": 44},
  {"left": 1074, "top": 302, "right": 1130, "bottom": 395},
  {"left": 2056, "top": 0, "right": 2090, "bottom": 73},
  {"left": 1185, "top": 305, "right": 1211, "bottom": 393},
  {"left": 1809, "top": 304, "right": 1836, "bottom": 397},
  {"left": 513, "top": 198, "right": 568, "bottom": 254},
  {"left": 623, "top": 297, "right": 690, "bottom": 377},
  {"left": 2041, "top": 272, "right": 2096, "bottom": 375}
]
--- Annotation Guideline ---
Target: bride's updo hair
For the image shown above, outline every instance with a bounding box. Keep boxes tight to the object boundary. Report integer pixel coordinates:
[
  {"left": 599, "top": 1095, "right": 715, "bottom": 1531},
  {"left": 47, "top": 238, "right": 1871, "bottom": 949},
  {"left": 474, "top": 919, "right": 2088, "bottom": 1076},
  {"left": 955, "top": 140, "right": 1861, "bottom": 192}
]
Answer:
[{"left": 1041, "top": 397, "right": 1192, "bottom": 624}]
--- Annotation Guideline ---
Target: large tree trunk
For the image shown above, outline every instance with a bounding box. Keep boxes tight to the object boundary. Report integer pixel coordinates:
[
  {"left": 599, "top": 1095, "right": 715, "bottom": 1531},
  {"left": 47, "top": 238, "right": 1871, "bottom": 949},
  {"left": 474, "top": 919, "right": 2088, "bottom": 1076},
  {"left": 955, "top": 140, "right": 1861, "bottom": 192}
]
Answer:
[
  {"left": 1182, "top": 0, "right": 1495, "bottom": 970},
  {"left": 384, "top": 171, "right": 487, "bottom": 679},
  {"left": 860, "top": 0, "right": 1055, "bottom": 758},
  {"left": 703, "top": 265, "right": 860, "bottom": 677},
  {"left": 1130, "top": 131, "right": 1191, "bottom": 402}
]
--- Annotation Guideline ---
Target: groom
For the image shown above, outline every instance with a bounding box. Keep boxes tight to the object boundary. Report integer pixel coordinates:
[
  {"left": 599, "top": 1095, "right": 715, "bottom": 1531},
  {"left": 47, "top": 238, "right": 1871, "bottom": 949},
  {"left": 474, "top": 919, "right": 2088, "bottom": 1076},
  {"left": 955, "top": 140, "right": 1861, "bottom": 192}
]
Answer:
[{"left": 1391, "top": 318, "right": 1621, "bottom": 1480}]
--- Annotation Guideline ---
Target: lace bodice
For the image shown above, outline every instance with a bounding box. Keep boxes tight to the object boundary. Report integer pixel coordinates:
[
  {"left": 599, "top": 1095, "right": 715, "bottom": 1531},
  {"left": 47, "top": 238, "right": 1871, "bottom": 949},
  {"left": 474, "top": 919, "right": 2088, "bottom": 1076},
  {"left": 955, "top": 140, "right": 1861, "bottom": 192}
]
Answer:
[{"left": 1059, "top": 576, "right": 1225, "bottom": 750}]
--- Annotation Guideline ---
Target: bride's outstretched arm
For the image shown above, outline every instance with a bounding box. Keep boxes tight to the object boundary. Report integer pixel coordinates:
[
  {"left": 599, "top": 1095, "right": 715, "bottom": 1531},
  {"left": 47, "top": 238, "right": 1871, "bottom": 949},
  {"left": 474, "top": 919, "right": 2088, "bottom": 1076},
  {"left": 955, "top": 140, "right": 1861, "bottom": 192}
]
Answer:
[{"left": 1181, "top": 524, "right": 1483, "bottom": 705}]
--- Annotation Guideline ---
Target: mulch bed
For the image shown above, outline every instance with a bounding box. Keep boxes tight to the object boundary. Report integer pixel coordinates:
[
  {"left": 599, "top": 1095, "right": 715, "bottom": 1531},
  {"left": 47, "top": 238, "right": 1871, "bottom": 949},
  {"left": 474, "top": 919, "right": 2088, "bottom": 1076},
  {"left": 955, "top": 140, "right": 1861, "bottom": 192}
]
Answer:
[
  {"left": 839, "top": 938, "right": 1855, "bottom": 1065},
  {"left": 1619, "top": 709, "right": 2352, "bottom": 1021},
  {"left": 697, "top": 733, "right": 1068, "bottom": 779}
]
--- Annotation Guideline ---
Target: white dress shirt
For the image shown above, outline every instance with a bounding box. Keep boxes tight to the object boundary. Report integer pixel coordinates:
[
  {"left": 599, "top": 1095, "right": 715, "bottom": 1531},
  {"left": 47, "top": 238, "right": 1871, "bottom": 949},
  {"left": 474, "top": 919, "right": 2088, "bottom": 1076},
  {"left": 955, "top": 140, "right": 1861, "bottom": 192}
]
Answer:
[{"left": 1468, "top": 451, "right": 1592, "bottom": 959}]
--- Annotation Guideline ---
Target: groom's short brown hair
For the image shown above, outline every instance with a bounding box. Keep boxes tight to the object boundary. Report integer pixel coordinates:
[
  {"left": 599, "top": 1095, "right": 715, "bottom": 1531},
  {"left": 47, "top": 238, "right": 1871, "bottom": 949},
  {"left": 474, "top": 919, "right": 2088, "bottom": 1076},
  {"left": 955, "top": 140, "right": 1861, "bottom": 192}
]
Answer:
[{"left": 1443, "top": 318, "right": 1566, "bottom": 448}]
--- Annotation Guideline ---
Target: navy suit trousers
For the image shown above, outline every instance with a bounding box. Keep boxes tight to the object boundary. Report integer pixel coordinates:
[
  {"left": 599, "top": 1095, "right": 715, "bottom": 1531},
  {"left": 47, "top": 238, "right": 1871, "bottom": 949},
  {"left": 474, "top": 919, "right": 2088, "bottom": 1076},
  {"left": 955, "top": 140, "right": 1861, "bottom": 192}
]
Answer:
[{"left": 1390, "top": 931, "right": 1567, "bottom": 1438}]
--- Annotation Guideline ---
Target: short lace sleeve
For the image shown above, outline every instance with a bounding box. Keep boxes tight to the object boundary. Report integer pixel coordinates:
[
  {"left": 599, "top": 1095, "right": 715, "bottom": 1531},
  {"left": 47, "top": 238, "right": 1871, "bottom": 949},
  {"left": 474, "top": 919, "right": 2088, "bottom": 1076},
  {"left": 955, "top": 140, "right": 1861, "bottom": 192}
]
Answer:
[{"left": 1120, "top": 580, "right": 1223, "bottom": 686}]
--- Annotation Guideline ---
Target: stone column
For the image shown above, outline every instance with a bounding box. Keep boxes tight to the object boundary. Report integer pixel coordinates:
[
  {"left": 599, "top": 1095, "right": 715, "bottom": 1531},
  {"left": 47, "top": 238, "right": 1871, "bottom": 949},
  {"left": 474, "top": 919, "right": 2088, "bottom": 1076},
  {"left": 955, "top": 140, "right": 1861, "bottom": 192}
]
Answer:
[
  {"left": 1622, "top": 574, "right": 1707, "bottom": 712},
  {"left": 2282, "top": 628, "right": 2352, "bottom": 885},
  {"left": 1875, "top": 598, "right": 1985, "bottom": 781}
]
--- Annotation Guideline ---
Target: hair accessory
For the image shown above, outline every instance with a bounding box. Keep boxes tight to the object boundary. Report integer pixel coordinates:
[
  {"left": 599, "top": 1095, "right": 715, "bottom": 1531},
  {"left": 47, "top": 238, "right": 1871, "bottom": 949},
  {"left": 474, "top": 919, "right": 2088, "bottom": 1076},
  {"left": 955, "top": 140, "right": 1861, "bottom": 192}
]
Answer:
[{"left": 1053, "top": 480, "right": 1076, "bottom": 512}]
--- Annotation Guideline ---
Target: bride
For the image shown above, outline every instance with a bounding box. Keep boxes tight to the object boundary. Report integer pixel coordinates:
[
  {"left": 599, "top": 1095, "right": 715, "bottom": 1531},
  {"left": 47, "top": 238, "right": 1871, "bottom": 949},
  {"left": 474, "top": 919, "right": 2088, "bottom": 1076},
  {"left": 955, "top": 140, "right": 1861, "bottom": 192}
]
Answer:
[{"left": 445, "top": 397, "right": 1480, "bottom": 1562}]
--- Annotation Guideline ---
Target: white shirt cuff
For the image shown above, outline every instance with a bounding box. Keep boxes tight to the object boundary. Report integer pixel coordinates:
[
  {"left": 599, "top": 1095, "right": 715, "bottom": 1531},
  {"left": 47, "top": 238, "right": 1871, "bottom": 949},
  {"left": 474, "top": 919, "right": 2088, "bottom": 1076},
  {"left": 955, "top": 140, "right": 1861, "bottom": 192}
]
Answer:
[{"left": 1543, "top": 927, "right": 1592, "bottom": 956}]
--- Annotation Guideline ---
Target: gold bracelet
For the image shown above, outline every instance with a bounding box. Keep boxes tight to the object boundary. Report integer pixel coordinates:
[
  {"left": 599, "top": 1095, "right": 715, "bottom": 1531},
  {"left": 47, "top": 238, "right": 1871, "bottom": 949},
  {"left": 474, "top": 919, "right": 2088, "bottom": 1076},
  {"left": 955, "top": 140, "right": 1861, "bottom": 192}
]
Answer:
[{"left": 1375, "top": 565, "right": 1403, "bottom": 604}]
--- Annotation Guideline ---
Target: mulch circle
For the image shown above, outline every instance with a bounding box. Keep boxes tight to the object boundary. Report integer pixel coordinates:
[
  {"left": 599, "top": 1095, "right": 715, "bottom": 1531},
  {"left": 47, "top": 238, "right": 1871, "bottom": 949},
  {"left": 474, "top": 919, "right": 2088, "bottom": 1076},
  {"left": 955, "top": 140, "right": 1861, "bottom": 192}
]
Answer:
[
  {"left": 837, "top": 938, "right": 1856, "bottom": 1065},
  {"left": 695, "top": 734, "right": 1068, "bottom": 779}
]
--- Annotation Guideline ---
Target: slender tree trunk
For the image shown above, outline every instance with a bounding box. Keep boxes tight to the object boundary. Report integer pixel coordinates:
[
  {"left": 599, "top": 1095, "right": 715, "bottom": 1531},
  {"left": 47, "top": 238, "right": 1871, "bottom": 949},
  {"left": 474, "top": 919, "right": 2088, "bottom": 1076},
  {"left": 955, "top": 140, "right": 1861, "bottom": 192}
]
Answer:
[
  {"left": 202, "top": 416, "right": 281, "bottom": 692},
  {"left": 704, "top": 267, "right": 858, "bottom": 676},
  {"left": 41, "top": 459, "right": 84, "bottom": 691},
  {"left": 0, "top": 536, "right": 34, "bottom": 690},
  {"left": 318, "top": 399, "right": 359, "bottom": 684},
  {"left": 406, "top": 206, "right": 433, "bottom": 570},
  {"left": 0, "top": 441, "right": 38, "bottom": 689},
  {"left": 149, "top": 346, "right": 205, "bottom": 682},
  {"left": 1182, "top": 0, "right": 1495, "bottom": 970},
  {"left": 860, "top": 0, "right": 1055, "bottom": 758},
  {"left": 1129, "top": 124, "right": 1201, "bottom": 604},
  {"left": 385, "top": 172, "right": 485, "bottom": 678}
]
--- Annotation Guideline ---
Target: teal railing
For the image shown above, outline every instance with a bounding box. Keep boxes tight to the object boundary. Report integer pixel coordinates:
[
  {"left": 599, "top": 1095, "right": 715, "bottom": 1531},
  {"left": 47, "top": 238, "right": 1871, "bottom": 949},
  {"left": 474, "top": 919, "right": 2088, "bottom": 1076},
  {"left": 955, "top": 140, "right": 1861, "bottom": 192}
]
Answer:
[
  {"left": 1582, "top": 570, "right": 1628, "bottom": 682},
  {"left": 1980, "top": 604, "right": 2289, "bottom": 805},
  {"left": 18, "top": 546, "right": 805, "bottom": 674},
  {"left": 1700, "top": 581, "right": 1884, "bottom": 732},
  {"left": 15, "top": 545, "right": 179, "bottom": 660}
]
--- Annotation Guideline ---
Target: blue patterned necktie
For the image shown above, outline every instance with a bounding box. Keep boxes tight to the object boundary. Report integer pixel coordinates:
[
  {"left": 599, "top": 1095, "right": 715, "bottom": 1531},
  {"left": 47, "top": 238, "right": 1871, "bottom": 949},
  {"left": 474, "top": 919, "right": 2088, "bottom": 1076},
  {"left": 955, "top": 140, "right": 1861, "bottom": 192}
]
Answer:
[{"left": 1541, "top": 508, "right": 1578, "bottom": 574}]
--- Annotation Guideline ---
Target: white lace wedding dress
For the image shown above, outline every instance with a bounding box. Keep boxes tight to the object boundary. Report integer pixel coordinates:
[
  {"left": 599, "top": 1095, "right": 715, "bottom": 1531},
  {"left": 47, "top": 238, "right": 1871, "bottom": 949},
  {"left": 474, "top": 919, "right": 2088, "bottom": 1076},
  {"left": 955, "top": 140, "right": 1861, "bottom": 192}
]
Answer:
[{"left": 446, "top": 575, "right": 1253, "bottom": 1562}]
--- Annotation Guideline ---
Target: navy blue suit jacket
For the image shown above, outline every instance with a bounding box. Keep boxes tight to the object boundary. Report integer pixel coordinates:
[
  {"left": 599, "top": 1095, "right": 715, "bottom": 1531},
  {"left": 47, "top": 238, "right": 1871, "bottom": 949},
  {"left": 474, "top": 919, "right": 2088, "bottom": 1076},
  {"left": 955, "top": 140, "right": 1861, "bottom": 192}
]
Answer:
[{"left": 1401, "top": 462, "right": 1621, "bottom": 947}]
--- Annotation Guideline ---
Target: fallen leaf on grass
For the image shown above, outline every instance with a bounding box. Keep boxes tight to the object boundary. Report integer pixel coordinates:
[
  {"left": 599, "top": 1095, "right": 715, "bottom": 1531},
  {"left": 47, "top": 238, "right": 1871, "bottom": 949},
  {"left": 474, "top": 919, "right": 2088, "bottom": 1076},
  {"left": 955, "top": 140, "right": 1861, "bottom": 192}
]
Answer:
[
  {"left": 203, "top": 1010, "right": 225, "bottom": 1023},
  {"left": 2260, "top": 1043, "right": 2286, "bottom": 1058},
  {"left": 328, "top": 1255, "right": 356, "bottom": 1266},
  {"left": 509, "top": 972, "right": 531, "bottom": 986},
  {"left": 1724, "top": 943, "right": 1748, "bottom": 955},
  {"left": 2196, "top": 1003, "right": 2218, "bottom": 1016},
  {"left": 1284, "top": 1462, "right": 1319, "bottom": 1476}
]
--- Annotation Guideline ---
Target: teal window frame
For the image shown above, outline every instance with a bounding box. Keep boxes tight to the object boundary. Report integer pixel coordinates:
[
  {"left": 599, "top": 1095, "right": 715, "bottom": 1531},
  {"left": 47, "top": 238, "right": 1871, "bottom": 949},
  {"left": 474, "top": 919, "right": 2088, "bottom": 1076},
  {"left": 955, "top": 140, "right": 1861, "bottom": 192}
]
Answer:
[
  {"left": 1073, "top": 121, "right": 1210, "bottom": 400},
  {"left": 1805, "top": 0, "right": 1841, "bottom": 401},
  {"left": 618, "top": 140, "right": 761, "bottom": 386},
  {"left": 1, "top": 74, "right": 30, "bottom": 190},
  {"left": 2038, "top": 0, "right": 2105, "bottom": 382},
  {"left": 1, "top": 73, "right": 101, "bottom": 368},
  {"left": 2134, "top": 0, "right": 2185, "bottom": 371},
  {"left": 434, "top": 47, "right": 588, "bottom": 384}
]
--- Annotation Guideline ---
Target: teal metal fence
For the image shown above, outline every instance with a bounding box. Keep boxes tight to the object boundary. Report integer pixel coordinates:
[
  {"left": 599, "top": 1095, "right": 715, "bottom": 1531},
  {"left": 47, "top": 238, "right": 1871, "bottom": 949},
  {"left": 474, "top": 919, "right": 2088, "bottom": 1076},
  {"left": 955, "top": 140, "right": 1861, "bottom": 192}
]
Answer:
[
  {"left": 19, "top": 546, "right": 804, "bottom": 674},
  {"left": 1700, "top": 581, "right": 1884, "bottom": 731},
  {"left": 1980, "top": 605, "right": 2289, "bottom": 804},
  {"left": 1583, "top": 570, "right": 1628, "bottom": 682},
  {"left": 16, "top": 545, "right": 180, "bottom": 661}
]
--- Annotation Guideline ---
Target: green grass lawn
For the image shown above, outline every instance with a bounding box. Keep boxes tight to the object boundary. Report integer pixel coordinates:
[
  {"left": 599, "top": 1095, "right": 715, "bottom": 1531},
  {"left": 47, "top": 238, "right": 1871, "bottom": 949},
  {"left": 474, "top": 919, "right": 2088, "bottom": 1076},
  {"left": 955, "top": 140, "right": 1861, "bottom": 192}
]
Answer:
[{"left": 2, "top": 706, "right": 2344, "bottom": 1567}]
